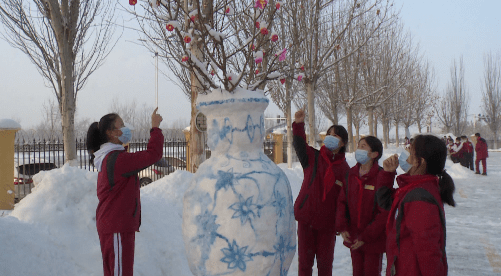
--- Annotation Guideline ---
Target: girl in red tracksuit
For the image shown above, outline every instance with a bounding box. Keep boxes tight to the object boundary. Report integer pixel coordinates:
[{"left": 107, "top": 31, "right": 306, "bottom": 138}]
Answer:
[
  {"left": 86, "top": 108, "right": 164, "bottom": 276},
  {"left": 336, "top": 136, "right": 388, "bottom": 276},
  {"left": 376, "top": 135, "right": 456, "bottom": 276},
  {"left": 292, "top": 110, "right": 350, "bottom": 276}
]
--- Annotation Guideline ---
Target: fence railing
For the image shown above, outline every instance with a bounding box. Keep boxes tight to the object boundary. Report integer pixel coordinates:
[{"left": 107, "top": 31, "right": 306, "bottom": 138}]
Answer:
[{"left": 13, "top": 138, "right": 277, "bottom": 200}]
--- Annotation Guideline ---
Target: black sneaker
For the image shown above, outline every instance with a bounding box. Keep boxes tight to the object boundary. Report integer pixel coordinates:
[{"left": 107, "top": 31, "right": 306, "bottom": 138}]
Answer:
[
  {"left": 475, "top": 172, "right": 480, "bottom": 174},
  {"left": 482, "top": 172, "right": 487, "bottom": 176}
]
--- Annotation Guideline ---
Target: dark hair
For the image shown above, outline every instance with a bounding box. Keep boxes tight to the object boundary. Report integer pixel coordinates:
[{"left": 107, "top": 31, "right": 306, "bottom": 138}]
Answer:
[
  {"left": 86, "top": 113, "right": 119, "bottom": 165},
  {"left": 360, "top": 136, "right": 383, "bottom": 162},
  {"left": 475, "top": 133, "right": 481, "bottom": 137},
  {"left": 326, "top": 125, "right": 349, "bottom": 154},
  {"left": 455, "top": 137, "right": 460, "bottom": 141},
  {"left": 412, "top": 135, "right": 456, "bottom": 207}
]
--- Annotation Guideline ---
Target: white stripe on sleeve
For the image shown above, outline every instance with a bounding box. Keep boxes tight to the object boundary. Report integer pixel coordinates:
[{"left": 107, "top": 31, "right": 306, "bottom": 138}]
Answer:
[
  {"left": 118, "top": 233, "right": 123, "bottom": 276},
  {"left": 114, "top": 233, "right": 119, "bottom": 276}
]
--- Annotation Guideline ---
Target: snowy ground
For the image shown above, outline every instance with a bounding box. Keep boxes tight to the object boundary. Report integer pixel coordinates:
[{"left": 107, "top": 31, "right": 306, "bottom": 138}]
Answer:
[{"left": 1, "top": 146, "right": 500, "bottom": 276}]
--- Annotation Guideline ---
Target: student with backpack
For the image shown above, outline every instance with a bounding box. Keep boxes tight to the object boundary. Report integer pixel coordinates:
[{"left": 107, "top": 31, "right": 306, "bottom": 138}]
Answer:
[
  {"left": 86, "top": 108, "right": 164, "bottom": 276},
  {"left": 336, "top": 136, "right": 388, "bottom": 276},
  {"left": 292, "top": 110, "right": 350, "bottom": 276},
  {"left": 376, "top": 135, "right": 456, "bottom": 276}
]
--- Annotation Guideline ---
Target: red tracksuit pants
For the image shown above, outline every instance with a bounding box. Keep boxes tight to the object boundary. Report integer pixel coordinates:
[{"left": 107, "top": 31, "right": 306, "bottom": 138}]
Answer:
[
  {"left": 98, "top": 232, "right": 136, "bottom": 276},
  {"left": 298, "top": 222, "right": 336, "bottom": 276},
  {"left": 476, "top": 158, "right": 487, "bottom": 174},
  {"left": 350, "top": 248, "right": 383, "bottom": 276}
]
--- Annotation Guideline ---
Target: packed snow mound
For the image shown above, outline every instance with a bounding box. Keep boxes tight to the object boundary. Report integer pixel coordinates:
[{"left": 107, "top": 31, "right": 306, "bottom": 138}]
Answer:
[{"left": 2, "top": 165, "right": 195, "bottom": 276}]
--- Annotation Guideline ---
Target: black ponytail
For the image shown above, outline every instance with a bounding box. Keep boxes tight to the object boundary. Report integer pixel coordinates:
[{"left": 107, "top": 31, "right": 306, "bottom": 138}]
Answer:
[
  {"left": 86, "top": 113, "right": 119, "bottom": 165},
  {"left": 413, "top": 135, "right": 456, "bottom": 207}
]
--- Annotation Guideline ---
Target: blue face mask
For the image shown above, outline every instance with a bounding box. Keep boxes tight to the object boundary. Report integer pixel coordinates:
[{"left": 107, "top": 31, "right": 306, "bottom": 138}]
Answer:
[
  {"left": 323, "top": 135, "right": 340, "bottom": 150},
  {"left": 399, "top": 151, "right": 412, "bottom": 173},
  {"left": 118, "top": 126, "right": 132, "bottom": 144},
  {"left": 355, "top": 149, "right": 371, "bottom": 165}
]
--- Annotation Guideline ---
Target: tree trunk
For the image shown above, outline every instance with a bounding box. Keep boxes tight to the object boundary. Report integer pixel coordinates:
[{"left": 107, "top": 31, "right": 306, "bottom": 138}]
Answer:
[
  {"left": 306, "top": 81, "right": 316, "bottom": 146},
  {"left": 355, "top": 123, "right": 360, "bottom": 144},
  {"left": 346, "top": 105, "right": 354, "bottom": 153},
  {"left": 61, "top": 69, "right": 77, "bottom": 163},
  {"left": 395, "top": 122, "right": 400, "bottom": 147},
  {"left": 417, "top": 121, "right": 422, "bottom": 133},
  {"left": 332, "top": 103, "right": 339, "bottom": 125},
  {"left": 367, "top": 106, "right": 374, "bottom": 136},
  {"left": 188, "top": 0, "right": 206, "bottom": 173},
  {"left": 374, "top": 114, "right": 378, "bottom": 138},
  {"left": 382, "top": 118, "right": 388, "bottom": 149}
]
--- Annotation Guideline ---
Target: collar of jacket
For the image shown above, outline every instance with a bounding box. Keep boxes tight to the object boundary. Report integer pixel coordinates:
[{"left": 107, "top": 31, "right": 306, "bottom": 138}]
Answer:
[
  {"left": 320, "top": 145, "right": 346, "bottom": 164},
  {"left": 94, "top": 142, "right": 125, "bottom": 172}
]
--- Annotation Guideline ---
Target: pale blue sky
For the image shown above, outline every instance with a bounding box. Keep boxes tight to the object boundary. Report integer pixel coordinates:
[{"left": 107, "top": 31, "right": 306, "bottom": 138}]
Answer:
[{"left": 1, "top": 1, "right": 500, "bottom": 129}]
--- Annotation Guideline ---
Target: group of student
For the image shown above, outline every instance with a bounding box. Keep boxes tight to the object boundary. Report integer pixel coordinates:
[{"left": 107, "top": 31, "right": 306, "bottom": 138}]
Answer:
[
  {"left": 87, "top": 107, "right": 456, "bottom": 276},
  {"left": 443, "top": 134, "right": 489, "bottom": 175},
  {"left": 293, "top": 110, "right": 455, "bottom": 276}
]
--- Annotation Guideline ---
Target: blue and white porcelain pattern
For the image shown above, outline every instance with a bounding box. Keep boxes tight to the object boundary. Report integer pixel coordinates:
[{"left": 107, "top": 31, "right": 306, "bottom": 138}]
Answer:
[{"left": 183, "top": 89, "right": 296, "bottom": 276}]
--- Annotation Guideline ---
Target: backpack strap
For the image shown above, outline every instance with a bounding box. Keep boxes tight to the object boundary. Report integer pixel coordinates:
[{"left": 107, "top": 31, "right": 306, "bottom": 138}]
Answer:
[
  {"left": 106, "top": 151, "right": 121, "bottom": 191},
  {"left": 391, "top": 187, "right": 446, "bottom": 276}
]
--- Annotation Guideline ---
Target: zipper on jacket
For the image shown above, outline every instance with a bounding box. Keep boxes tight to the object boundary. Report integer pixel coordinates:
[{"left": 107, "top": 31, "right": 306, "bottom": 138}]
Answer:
[{"left": 133, "top": 198, "right": 138, "bottom": 217}]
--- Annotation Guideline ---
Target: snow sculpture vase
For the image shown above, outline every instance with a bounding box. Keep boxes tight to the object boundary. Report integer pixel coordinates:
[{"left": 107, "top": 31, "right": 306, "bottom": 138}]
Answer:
[{"left": 183, "top": 88, "right": 296, "bottom": 276}]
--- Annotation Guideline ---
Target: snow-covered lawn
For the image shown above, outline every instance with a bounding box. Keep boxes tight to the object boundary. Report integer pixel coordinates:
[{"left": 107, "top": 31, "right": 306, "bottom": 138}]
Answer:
[{"left": 1, "top": 146, "right": 500, "bottom": 275}]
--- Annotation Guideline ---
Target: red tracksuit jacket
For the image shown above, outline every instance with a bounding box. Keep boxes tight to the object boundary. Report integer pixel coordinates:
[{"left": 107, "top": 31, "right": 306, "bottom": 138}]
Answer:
[
  {"left": 96, "top": 128, "right": 164, "bottom": 234},
  {"left": 292, "top": 122, "right": 349, "bottom": 230},
  {"left": 336, "top": 162, "right": 387, "bottom": 253},
  {"left": 475, "top": 137, "right": 489, "bottom": 160},
  {"left": 378, "top": 171, "right": 447, "bottom": 276}
]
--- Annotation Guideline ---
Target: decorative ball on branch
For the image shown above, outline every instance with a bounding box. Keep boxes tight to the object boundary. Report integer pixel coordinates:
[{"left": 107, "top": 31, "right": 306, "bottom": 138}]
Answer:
[
  {"left": 254, "top": 0, "right": 268, "bottom": 9},
  {"left": 280, "top": 78, "right": 286, "bottom": 84},
  {"left": 189, "top": 10, "right": 198, "bottom": 22},
  {"left": 251, "top": 44, "right": 256, "bottom": 50},
  {"left": 255, "top": 69, "right": 260, "bottom": 74},
  {"left": 270, "top": 32, "right": 278, "bottom": 42},
  {"left": 300, "top": 65, "right": 305, "bottom": 71},
  {"left": 182, "top": 56, "right": 189, "bottom": 62},
  {"left": 129, "top": 0, "right": 137, "bottom": 5},
  {"left": 184, "top": 34, "right": 192, "bottom": 44},
  {"left": 260, "top": 22, "right": 269, "bottom": 35},
  {"left": 255, "top": 21, "right": 261, "bottom": 29},
  {"left": 225, "top": 5, "right": 234, "bottom": 15},
  {"left": 297, "top": 73, "right": 304, "bottom": 81},
  {"left": 276, "top": 1, "right": 283, "bottom": 9},
  {"left": 210, "top": 69, "right": 215, "bottom": 76},
  {"left": 166, "top": 23, "right": 175, "bottom": 31}
]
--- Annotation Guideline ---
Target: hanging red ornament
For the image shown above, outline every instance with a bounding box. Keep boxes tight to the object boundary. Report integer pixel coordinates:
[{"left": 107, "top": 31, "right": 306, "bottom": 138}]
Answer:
[
  {"left": 255, "top": 69, "right": 260, "bottom": 74},
  {"left": 280, "top": 78, "right": 286, "bottom": 84},
  {"left": 210, "top": 70, "right": 215, "bottom": 76},
  {"left": 276, "top": 1, "right": 282, "bottom": 9},
  {"left": 255, "top": 21, "right": 260, "bottom": 29},
  {"left": 166, "top": 24, "right": 174, "bottom": 31},
  {"left": 184, "top": 35, "right": 192, "bottom": 43},
  {"left": 129, "top": 0, "right": 137, "bottom": 5},
  {"left": 260, "top": 27, "right": 269, "bottom": 35},
  {"left": 300, "top": 65, "right": 305, "bottom": 71},
  {"left": 182, "top": 56, "right": 188, "bottom": 62},
  {"left": 271, "top": 33, "right": 278, "bottom": 42}
]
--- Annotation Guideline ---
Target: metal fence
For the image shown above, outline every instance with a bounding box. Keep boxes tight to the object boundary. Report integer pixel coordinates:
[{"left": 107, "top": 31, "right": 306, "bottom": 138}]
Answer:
[{"left": 13, "top": 137, "right": 276, "bottom": 200}]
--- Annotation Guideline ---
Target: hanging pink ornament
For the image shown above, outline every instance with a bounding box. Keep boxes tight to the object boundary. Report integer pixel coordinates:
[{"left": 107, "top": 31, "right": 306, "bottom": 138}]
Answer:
[
  {"left": 182, "top": 56, "right": 188, "bottom": 62},
  {"left": 254, "top": 0, "right": 268, "bottom": 9},
  {"left": 260, "top": 27, "right": 269, "bottom": 35},
  {"left": 255, "top": 51, "right": 264, "bottom": 64},
  {"left": 251, "top": 44, "right": 256, "bottom": 50},
  {"left": 255, "top": 21, "right": 260, "bottom": 29},
  {"left": 279, "top": 49, "right": 287, "bottom": 62},
  {"left": 225, "top": 6, "right": 234, "bottom": 15},
  {"left": 297, "top": 73, "right": 304, "bottom": 81},
  {"left": 300, "top": 65, "right": 305, "bottom": 71},
  {"left": 276, "top": 1, "right": 282, "bottom": 9}
]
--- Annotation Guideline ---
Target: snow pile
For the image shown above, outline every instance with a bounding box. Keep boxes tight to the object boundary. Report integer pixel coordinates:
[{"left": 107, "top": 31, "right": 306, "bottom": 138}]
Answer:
[{"left": 1, "top": 165, "right": 194, "bottom": 276}]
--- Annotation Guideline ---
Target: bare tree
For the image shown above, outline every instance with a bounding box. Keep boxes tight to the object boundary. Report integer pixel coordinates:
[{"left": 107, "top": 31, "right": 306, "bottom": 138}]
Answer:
[
  {"left": 481, "top": 52, "right": 501, "bottom": 148},
  {"left": 447, "top": 56, "right": 469, "bottom": 136},
  {"left": 434, "top": 94, "right": 454, "bottom": 134},
  {"left": 0, "top": 0, "right": 119, "bottom": 163}
]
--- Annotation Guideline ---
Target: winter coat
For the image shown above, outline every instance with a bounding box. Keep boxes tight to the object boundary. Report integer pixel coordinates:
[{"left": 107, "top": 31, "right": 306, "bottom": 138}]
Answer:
[
  {"left": 452, "top": 142, "right": 464, "bottom": 158},
  {"left": 464, "top": 141, "right": 474, "bottom": 154},
  {"left": 335, "top": 162, "right": 388, "bottom": 253},
  {"left": 96, "top": 128, "right": 164, "bottom": 234},
  {"left": 292, "top": 122, "right": 350, "bottom": 230},
  {"left": 377, "top": 172, "right": 447, "bottom": 276},
  {"left": 475, "top": 137, "right": 489, "bottom": 160}
]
